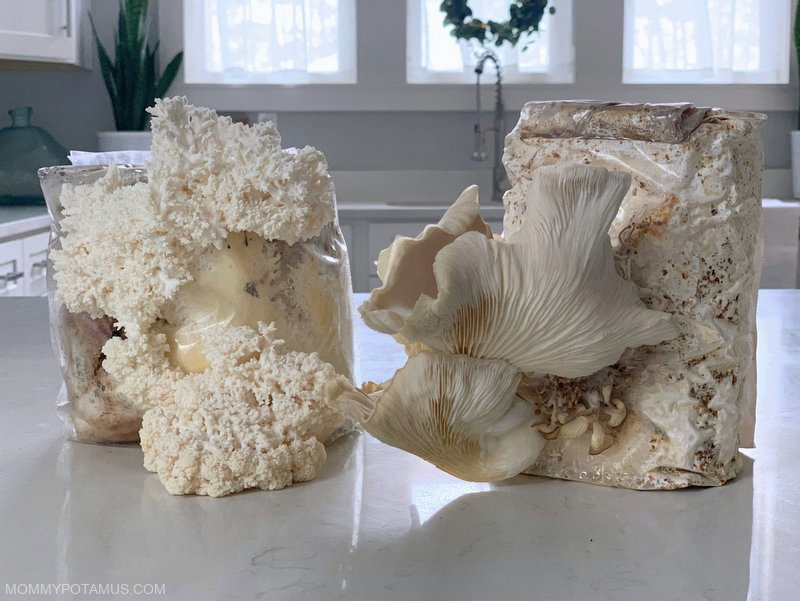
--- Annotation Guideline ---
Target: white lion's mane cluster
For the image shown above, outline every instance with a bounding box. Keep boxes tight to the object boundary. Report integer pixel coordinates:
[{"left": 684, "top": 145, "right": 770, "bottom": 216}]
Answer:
[{"left": 51, "top": 97, "right": 349, "bottom": 496}]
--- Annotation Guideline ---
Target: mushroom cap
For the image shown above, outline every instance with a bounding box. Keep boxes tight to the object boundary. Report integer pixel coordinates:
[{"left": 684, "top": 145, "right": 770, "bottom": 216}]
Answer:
[
  {"left": 328, "top": 351, "right": 544, "bottom": 482},
  {"left": 365, "top": 185, "right": 493, "bottom": 333},
  {"left": 361, "top": 164, "right": 678, "bottom": 378}
]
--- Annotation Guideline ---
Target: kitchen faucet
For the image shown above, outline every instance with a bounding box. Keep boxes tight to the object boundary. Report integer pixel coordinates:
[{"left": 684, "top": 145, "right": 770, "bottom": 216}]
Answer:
[{"left": 471, "top": 49, "right": 509, "bottom": 204}]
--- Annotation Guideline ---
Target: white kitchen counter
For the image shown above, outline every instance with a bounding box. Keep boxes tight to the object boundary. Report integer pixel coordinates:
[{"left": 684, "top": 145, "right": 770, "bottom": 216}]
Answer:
[
  {"left": 0, "top": 205, "right": 49, "bottom": 240},
  {"left": 0, "top": 292, "right": 798, "bottom": 600}
]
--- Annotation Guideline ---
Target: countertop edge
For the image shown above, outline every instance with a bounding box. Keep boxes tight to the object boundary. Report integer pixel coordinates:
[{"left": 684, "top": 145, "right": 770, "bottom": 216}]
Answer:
[{"left": 0, "top": 213, "right": 50, "bottom": 241}]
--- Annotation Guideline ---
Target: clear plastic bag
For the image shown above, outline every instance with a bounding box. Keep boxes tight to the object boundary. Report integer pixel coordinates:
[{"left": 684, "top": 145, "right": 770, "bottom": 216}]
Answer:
[
  {"left": 39, "top": 165, "right": 147, "bottom": 442},
  {"left": 38, "top": 164, "right": 355, "bottom": 444},
  {"left": 512, "top": 100, "right": 709, "bottom": 143}
]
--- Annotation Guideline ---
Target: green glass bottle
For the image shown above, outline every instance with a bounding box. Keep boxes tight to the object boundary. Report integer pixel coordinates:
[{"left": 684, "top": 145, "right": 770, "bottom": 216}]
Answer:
[{"left": 0, "top": 107, "right": 69, "bottom": 205}]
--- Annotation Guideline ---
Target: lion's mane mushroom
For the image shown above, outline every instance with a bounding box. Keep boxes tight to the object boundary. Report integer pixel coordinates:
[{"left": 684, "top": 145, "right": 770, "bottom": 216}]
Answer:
[
  {"left": 141, "top": 324, "right": 344, "bottom": 497},
  {"left": 50, "top": 97, "right": 355, "bottom": 493}
]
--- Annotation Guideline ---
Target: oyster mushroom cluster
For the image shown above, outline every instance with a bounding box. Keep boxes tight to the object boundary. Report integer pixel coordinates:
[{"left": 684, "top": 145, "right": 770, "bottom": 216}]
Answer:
[{"left": 329, "top": 164, "right": 679, "bottom": 482}]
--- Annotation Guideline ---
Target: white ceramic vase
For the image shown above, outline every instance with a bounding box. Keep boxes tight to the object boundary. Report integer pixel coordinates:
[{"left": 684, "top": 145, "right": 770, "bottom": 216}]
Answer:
[
  {"left": 96, "top": 131, "right": 153, "bottom": 152},
  {"left": 792, "top": 131, "right": 800, "bottom": 199}
]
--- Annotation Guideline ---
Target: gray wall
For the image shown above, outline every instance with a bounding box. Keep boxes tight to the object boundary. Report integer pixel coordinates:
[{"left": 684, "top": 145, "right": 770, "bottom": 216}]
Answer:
[
  {"left": 277, "top": 110, "right": 794, "bottom": 171},
  {"left": 0, "top": 0, "right": 116, "bottom": 153},
  {"left": 0, "top": 0, "right": 793, "bottom": 170},
  {"left": 0, "top": 68, "right": 114, "bottom": 153}
]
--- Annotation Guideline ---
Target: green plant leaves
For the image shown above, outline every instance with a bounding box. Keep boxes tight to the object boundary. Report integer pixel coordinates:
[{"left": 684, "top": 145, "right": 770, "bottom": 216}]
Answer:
[
  {"left": 89, "top": 15, "right": 121, "bottom": 128},
  {"left": 154, "top": 52, "right": 184, "bottom": 102},
  {"left": 124, "top": 0, "right": 149, "bottom": 51},
  {"left": 440, "top": 0, "right": 552, "bottom": 49},
  {"left": 89, "top": 0, "right": 183, "bottom": 131}
]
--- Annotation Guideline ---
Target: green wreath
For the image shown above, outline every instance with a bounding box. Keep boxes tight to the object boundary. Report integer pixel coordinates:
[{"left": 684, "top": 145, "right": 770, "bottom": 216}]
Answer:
[{"left": 439, "top": 0, "right": 554, "bottom": 48}]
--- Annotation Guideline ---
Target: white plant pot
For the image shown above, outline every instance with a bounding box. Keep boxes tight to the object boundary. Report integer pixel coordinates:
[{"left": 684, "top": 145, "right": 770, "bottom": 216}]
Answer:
[
  {"left": 792, "top": 130, "right": 800, "bottom": 199},
  {"left": 97, "top": 130, "right": 152, "bottom": 152}
]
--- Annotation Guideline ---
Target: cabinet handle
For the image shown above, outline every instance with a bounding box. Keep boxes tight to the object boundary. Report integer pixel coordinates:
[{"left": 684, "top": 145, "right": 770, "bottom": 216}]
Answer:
[
  {"left": 0, "top": 271, "right": 24, "bottom": 283},
  {"left": 31, "top": 260, "right": 48, "bottom": 274},
  {"left": 60, "top": 0, "right": 72, "bottom": 36}
]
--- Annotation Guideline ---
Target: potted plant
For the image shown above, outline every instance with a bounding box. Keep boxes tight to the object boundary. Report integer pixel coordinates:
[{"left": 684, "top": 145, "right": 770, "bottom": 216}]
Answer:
[
  {"left": 90, "top": 0, "right": 183, "bottom": 151},
  {"left": 793, "top": 1, "right": 800, "bottom": 198}
]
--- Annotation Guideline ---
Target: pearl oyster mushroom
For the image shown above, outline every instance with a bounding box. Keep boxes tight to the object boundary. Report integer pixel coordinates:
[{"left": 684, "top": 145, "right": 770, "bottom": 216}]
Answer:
[
  {"left": 334, "top": 164, "right": 679, "bottom": 482},
  {"left": 361, "top": 164, "right": 678, "bottom": 378},
  {"left": 372, "top": 184, "right": 493, "bottom": 303},
  {"left": 329, "top": 351, "right": 543, "bottom": 482}
]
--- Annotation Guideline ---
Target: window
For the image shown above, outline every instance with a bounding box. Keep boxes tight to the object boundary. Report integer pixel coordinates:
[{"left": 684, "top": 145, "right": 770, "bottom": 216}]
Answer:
[
  {"left": 184, "top": 0, "right": 356, "bottom": 84},
  {"left": 407, "top": 0, "right": 574, "bottom": 84},
  {"left": 623, "top": 0, "right": 790, "bottom": 84}
]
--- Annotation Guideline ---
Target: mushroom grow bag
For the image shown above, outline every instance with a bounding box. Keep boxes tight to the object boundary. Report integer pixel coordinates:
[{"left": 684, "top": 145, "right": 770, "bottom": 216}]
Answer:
[{"left": 38, "top": 164, "right": 355, "bottom": 444}]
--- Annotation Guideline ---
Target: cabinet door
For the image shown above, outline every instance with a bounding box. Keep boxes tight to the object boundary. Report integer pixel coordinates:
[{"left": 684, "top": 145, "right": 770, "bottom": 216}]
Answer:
[
  {"left": 339, "top": 224, "right": 353, "bottom": 256},
  {"left": 0, "top": 0, "right": 80, "bottom": 64},
  {"left": 759, "top": 206, "right": 800, "bottom": 289},
  {"left": 0, "top": 239, "right": 25, "bottom": 297},
  {"left": 23, "top": 231, "right": 50, "bottom": 296}
]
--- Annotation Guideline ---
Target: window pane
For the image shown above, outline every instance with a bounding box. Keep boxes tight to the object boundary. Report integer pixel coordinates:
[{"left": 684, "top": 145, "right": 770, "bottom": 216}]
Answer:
[
  {"left": 421, "top": 0, "right": 463, "bottom": 72},
  {"left": 186, "top": 0, "right": 356, "bottom": 84},
  {"left": 623, "top": 0, "right": 790, "bottom": 84},
  {"left": 408, "top": 0, "right": 574, "bottom": 84}
]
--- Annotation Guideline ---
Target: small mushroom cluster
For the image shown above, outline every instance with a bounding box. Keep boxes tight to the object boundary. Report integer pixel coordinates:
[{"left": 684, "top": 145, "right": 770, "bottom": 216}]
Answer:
[
  {"left": 524, "top": 378, "right": 628, "bottom": 455},
  {"left": 328, "top": 164, "right": 679, "bottom": 482}
]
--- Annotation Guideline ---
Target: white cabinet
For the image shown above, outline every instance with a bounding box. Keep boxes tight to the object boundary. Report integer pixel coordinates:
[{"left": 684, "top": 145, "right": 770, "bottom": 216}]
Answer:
[
  {"left": 760, "top": 200, "right": 800, "bottom": 289},
  {"left": 1, "top": 205, "right": 52, "bottom": 295},
  {"left": 0, "top": 0, "right": 84, "bottom": 65},
  {"left": 23, "top": 231, "right": 50, "bottom": 296},
  {"left": 339, "top": 224, "right": 353, "bottom": 260},
  {"left": 0, "top": 238, "right": 25, "bottom": 297},
  {"left": 0, "top": 231, "right": 49, "bottom": 297}
]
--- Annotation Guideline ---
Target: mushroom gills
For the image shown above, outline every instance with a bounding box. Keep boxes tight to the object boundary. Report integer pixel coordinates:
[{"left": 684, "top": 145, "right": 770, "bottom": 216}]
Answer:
[
  {"left": 329, "top": 351, "right": 545, "bottom": 482},
  {"left": 361, "top": 164, "right": 679, "bottom": 378}
]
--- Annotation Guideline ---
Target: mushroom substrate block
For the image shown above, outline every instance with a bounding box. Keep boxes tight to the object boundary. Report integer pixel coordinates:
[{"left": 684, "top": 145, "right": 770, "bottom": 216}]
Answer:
[{"left": 504, "top": 101, "right": 764, "bottom": 489}]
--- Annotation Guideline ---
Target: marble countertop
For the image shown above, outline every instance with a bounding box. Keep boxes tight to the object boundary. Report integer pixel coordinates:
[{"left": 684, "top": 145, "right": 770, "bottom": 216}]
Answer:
[{"left": 0, "top": 292, "right": 798, "bottom": 600}]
